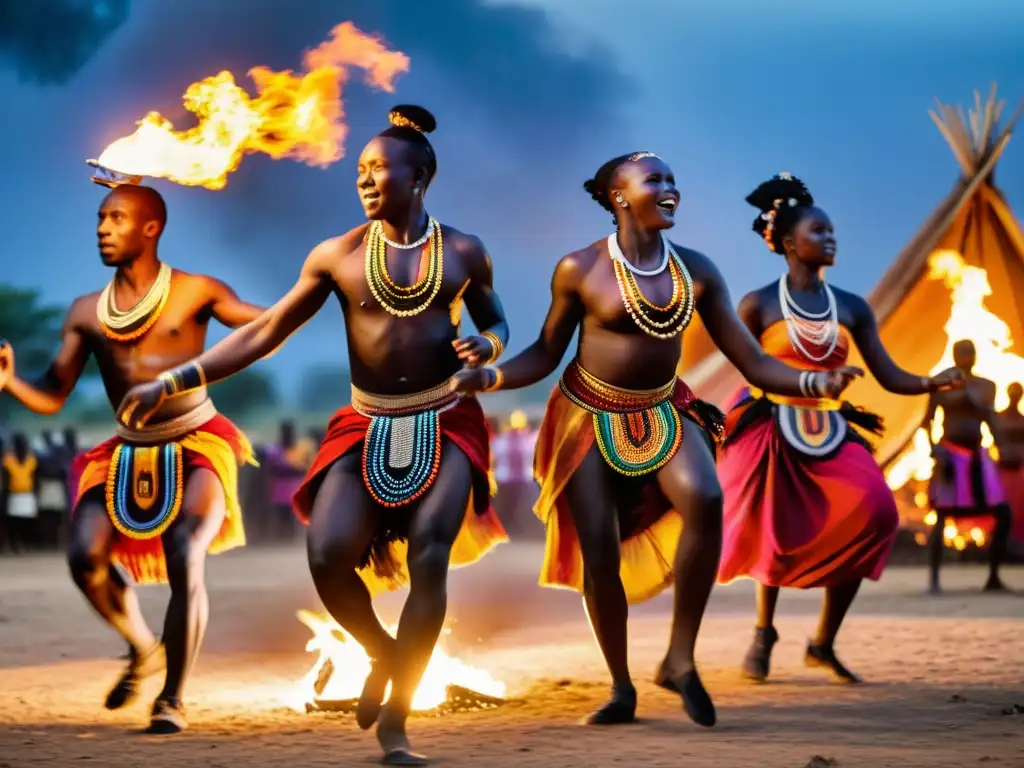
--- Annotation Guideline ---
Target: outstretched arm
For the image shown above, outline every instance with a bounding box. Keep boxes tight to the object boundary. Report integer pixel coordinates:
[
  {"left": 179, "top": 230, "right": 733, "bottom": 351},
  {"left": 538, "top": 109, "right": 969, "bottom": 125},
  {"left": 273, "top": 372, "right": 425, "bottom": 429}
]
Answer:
[
  {"left": 693, "top": 253, "right": 861, "bottom": 398},
  {"left": 206, "top": 277, "right": 266, "bottom": 329},
  {"left": 847, "top": 294, "right": 948, "bottom": 395},
  {"left": 452, "top": 235, "right": 510, "bottom": 366},
  {"left": 456, "top": 254, "right": 583, "bottom": 393},
  {"left": 0, "top": 299, "right": 91, "bottom": 415},
  {"left": 117, "top": 239, "right": 338, "bottom": 427}
]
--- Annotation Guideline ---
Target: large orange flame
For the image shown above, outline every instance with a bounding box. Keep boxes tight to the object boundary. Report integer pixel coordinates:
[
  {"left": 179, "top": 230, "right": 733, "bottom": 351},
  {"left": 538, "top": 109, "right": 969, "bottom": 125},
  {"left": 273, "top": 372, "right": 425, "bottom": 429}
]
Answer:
[
  {"left": 885, "top": 249, "right": 1024, "bottom": 548},
  {"left": 94, "top": 22, "right": 409, "bottom": 189}
]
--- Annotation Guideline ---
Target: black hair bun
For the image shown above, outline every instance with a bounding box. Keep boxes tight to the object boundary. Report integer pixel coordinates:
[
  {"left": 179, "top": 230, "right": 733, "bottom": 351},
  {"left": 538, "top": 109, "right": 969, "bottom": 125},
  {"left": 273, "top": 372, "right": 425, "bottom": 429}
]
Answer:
[
  {"left": 388, "top": 104, "right": 437, "bottom": 135},
  {"left": 745, "top": 172, "right": 814, "bottom": 212}
]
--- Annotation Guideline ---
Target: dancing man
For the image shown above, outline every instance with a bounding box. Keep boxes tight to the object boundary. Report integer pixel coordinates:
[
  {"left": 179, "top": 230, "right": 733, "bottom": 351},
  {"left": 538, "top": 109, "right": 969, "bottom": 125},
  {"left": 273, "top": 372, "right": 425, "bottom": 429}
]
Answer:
[
  {"left": 716, "top": 173, "right": 963, "bottom": 684},
  {"left": 995, "top": 383, "right": 1024, "bottom": 555},
  {"left": 0, "top": 183, "right": 263, "bottom": 732},
  {"left": 454, "top": 152, "right": 862, "bottom": 727},
  {"left": 926, "top": 339, "right": 1011, "bottom": 592},
  {"left": 117, "top": 106, "right": 509, "bottom": 765}
]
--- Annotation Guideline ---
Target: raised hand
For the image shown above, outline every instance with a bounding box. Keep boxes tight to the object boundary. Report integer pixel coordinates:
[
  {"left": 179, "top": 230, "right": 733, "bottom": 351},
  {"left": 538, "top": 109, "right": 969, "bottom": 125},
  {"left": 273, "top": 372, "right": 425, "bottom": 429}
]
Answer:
[{"left": 115, "top": 380, "right": 166, "bottom": 431}]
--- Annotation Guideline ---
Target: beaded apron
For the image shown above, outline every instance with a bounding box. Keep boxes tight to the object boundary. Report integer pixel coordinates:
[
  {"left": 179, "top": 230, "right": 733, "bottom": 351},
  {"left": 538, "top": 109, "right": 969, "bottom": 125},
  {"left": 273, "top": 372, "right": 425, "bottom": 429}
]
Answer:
[
  {"left": 105, "top": 442, "right": 184, "bottom": 540},
  {"left": 774, "top": 403, "right": 847, "bottom": 458},
  {"left": 559, "top": 361, "right": 682, "bottom": 476},
  {"left": 352, "top": 379, "right": 458, "bottom": 507}
]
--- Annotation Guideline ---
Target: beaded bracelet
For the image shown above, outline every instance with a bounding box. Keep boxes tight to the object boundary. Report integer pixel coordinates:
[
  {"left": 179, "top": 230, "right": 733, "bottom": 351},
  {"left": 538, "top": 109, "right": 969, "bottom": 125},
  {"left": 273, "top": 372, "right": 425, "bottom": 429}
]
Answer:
[
  {"left": 159, "top": 362, "right": 207, "bottom": 398},
  {"left": 480, "top": 330, "right": 504, "bottom": 364},
  {"left": 482, "top": 366, "right": 504, "bottom": 392}
]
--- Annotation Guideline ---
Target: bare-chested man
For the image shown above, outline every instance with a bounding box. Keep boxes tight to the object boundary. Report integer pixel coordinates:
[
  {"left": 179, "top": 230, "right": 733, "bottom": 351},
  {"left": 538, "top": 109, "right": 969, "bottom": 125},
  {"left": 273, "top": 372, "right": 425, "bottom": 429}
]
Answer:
[
  {"left": 925, "top": 339, "right": 1012, "bottom": 592},
  {"left": 117, "top": 105, "right": 510, "bottom": 765},
  {"left": 0, "top": 183, "right": 263, "bottom": 733},
  {"left": 994, "top": 382, "right": 1024, "bottom": 556}
]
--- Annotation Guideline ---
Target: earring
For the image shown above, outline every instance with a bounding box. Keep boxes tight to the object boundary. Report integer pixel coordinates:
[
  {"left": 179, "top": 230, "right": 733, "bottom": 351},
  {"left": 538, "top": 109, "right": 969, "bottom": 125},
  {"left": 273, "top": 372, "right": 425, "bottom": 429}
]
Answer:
[{"left": 615, "top": 194, "right": 627, "bottom": 208}]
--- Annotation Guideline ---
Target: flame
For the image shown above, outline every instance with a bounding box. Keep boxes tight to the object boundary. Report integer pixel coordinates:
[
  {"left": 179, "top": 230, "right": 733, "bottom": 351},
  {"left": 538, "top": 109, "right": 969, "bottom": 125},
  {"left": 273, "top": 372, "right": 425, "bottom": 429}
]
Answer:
[
  {"left": 885, "top": 250, "right": 1022, "bottom": 547},
  {"left": 286, "top": 610, "right": 506, "bottom": 713},
  {"left": 95, "top": 22, "right": 409, "bottom": 189}
]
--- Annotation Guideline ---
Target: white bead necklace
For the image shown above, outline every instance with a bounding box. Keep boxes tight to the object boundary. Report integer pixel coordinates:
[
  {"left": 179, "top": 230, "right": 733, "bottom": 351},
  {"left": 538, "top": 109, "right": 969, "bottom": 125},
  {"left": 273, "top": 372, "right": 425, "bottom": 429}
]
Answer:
[
  {"left": 778, "top": 274, "right": 839, "bottom": 362},
  {"left": 607, "top": 232, "right": 671, "bottom": 276},
  {"left": 377, "top": 217, "right": 435, "bottom": 250}
]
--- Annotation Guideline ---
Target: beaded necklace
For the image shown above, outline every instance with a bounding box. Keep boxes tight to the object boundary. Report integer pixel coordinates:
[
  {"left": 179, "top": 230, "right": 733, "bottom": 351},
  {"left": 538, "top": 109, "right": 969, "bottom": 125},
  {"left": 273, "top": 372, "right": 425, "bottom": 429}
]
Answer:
[
  {"left": 778, "top": 275, "right": 839, "bottom": 362},
  {"left": 97, "top": 262, "right": 172, "bottom": 342},
  {"left": 607, "top": 233, "right": 694, "bottom": 339},
  {"left": 364, "top": 217, "right": 444, "bottom": 317}
]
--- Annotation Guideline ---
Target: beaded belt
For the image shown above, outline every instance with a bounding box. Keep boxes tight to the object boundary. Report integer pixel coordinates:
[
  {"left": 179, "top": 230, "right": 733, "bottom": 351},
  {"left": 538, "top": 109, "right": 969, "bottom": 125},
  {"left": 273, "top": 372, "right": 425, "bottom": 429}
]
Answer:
[
  {"left": 351, "top": 379, "right": 457, "bottom": 507},
  {"left": 115, "top": 398, "right": 217, "bottom": 443},
  {"left": 351, "top": 377, "right": 457, "bottom": 418},
  {"left": 558, "top": 360, "right": 683, "bottom": 477},
  {"left": 106, "top": 400, "right": 217, "bottom": 541}
]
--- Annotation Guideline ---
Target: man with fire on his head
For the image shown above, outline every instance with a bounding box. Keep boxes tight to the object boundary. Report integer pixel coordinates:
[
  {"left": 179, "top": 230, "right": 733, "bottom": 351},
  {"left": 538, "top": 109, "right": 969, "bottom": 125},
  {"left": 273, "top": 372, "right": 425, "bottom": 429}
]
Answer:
[{"left": 0, "top": 181, "right": 265, "bottom": 734}]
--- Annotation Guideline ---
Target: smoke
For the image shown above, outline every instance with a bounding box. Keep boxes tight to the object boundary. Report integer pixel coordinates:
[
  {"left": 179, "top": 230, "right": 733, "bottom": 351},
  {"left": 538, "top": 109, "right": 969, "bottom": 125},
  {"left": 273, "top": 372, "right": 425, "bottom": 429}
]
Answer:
[{"left": 0, "top": 0, "right": 129, "bottom": 84}]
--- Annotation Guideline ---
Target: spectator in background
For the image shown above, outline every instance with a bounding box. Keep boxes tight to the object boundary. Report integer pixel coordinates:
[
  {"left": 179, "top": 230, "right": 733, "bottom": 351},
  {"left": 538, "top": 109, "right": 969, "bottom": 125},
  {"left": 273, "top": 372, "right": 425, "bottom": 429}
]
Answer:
[
  {"left": 37, "top": 429, "right": 70, "bottom": 549},
  {"left": 263, "top": 421, "right": 309, "bottom": 542},
  {"left": 0, "top": 436, "right": 6, "bottom": 552},
  {"left": 3, "top": 432, "right": 40, "bottom": 552},
  {"left": 491, "top": 410, "right": 540, "bottom": 537}
]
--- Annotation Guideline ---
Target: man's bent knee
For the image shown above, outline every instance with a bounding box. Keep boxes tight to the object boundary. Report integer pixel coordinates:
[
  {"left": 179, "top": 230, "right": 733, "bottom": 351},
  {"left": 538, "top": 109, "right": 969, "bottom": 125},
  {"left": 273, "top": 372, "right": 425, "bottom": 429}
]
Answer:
[
  {"left": 307, "top": 534, "right": 364, "bottom": 581},
  {"left": 407, "top": 540, "right": 452, "bottom": 587}
]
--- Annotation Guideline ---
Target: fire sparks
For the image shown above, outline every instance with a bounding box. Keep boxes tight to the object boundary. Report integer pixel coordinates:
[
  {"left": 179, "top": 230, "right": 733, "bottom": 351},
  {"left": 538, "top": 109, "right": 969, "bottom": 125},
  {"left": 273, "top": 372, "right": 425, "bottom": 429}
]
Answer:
[
  {"left": 286, "top": 610, "right": 506, "bottom": 714},
  {"left": 885, "top": 250, "right": 1020, "bottom": 546},
  {"left": 93, "top": 22, "right": 409, "bottom": 189}
]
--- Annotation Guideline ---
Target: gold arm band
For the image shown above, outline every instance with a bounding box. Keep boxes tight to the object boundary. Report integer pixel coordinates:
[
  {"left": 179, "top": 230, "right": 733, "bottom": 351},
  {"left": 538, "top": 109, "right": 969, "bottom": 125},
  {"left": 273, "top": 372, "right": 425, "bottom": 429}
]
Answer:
[
  {"left": 480, "top": 330, "right": 504, "bottom": 364},
  {"left": 482, "top": 366, "right": 504, "bottom": 392},
  {"left": 159, "top": 362, "right": 207, "bottom": 398}
]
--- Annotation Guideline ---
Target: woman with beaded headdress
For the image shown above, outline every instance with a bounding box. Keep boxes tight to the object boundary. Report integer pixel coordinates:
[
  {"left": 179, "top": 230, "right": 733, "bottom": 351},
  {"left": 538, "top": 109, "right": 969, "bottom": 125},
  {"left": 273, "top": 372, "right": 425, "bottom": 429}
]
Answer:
[
  {"left": 715, "top": 173, "right": 963, "bottom": 684},
  {"left": 118, "top": 105, "right": 510, "bottom": 766},
  {"left": 454, "top": 153, "right": 862, "bottom": 727}
]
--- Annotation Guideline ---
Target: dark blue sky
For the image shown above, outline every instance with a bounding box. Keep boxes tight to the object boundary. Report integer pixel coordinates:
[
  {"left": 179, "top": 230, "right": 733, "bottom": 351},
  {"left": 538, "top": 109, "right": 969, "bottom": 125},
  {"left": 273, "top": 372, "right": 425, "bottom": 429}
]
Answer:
[{"left": 2, "top": 0, "right": 1022, "bottom": 396}]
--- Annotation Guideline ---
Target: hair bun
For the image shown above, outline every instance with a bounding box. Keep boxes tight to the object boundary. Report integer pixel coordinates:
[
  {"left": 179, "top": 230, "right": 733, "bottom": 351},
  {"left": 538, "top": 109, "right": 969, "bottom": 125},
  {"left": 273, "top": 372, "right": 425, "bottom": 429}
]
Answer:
[
  {"left": 388, "top": 104, "right": 437, "bottom": 135},
  {"left": 745, "top": 172, "right": 814, "bottom": 212}
]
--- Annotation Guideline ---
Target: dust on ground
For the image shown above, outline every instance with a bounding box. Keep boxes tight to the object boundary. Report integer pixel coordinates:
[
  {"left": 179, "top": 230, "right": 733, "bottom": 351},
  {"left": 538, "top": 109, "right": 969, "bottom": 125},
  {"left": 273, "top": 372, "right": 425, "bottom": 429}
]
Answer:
[{"left": 1, "top": 544, "right": 1022, "bottom": 767}]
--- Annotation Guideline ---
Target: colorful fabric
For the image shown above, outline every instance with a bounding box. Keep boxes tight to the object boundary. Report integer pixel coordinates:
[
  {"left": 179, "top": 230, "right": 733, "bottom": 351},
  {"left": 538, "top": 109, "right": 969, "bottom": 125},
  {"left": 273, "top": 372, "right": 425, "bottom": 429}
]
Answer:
[
  {"left": 717, "top": 321, "right": 898, "bottom": 589},
  {"left": 533, "top": 366, "right": 722, "bottom": 605},
  {"left": 292, "top": 396, "right": 508, "bottom": 597},
  {"left": 3, "top": 452, "right": 38, "bottom": 494},
  {"left": 70, "top": 414, "right": 254, "bottom": 584},
  {"left": 929, "top": 440, "right": 1007, "bottom": 511},
  {"left": 998, "top": 464, "right": 1024, "bottom": 547}
]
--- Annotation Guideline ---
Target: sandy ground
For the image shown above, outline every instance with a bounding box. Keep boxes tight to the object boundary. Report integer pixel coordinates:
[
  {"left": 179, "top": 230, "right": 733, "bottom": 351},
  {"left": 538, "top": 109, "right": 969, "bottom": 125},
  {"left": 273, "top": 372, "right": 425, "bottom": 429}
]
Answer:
[{"left": 0, "top": 543, "right": 1022, "bottom": 768}]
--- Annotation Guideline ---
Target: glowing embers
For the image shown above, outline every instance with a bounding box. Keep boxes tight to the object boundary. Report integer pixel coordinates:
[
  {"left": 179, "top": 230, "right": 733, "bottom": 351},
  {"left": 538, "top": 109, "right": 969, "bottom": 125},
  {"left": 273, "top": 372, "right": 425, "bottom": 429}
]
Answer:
[
  {"left": 288, "top": 610, "right": 507, "bottom": 716},
  {"left": 594, "top": 401, "right": 682, "bottom": 476},
  {"left": 775, "top": 403, "right": 848, "bottom": 458},
  {"left": 362, "top": 412, "right": 442, "bottom": 507},
  {"left": 105, "top": 442, "right": 184, "bottom": 539}
]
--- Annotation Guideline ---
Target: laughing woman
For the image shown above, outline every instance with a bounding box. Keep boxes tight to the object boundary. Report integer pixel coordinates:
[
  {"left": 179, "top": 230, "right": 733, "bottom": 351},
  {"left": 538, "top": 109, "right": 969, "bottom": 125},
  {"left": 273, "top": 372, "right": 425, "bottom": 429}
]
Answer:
[
  {"left": 717, "top": 173, "right": 963, "bottom": 683},
  {"left": 454, "top": 153, "right": 862, "bottom": 727}
]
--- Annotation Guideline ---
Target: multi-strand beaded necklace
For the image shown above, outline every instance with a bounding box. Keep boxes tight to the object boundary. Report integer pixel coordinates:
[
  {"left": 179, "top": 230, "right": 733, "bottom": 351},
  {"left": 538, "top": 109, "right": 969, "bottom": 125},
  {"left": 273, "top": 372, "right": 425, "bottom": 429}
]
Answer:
[
  {"left": 96, "top": 262, "right": 172, "bottom": 342},
  {"left": 777, "top": 274, "right": 839, "bottom": 362},
  {"left": 607, "top": 233, "right": 694, "bottom": 339},
  {"left": 364, "top": 217, "right": 444, "bottom": 317}
]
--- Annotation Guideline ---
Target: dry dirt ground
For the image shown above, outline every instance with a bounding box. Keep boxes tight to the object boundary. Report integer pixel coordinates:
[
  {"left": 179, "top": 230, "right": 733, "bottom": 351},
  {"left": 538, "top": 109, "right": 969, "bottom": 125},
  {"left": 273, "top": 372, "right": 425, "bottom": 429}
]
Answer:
[{"left": 1, "top": 543, "right": 1022, "bottom": 768}]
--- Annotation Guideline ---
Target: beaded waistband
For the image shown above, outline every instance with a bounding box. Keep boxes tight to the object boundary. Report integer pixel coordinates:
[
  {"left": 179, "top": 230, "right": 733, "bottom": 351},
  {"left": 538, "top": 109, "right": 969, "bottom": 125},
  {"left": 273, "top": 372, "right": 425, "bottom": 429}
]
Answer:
[
  {"left": 748, "top": 386, "right": 841, "bottom": 412},
  {"left": 351, "top": 377, "right": 458, "bottom": 418},
  {"left": 115, "top": 398, "right": 217, "bottom": 444},
  {"left": 559, "top": 360, "right": 676, "bottom": 414}
]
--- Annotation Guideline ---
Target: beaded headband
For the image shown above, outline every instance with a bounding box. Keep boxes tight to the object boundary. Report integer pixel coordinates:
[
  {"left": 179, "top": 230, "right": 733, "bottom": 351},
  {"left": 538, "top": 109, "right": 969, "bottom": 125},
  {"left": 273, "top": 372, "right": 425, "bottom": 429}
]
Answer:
[
  {"left": 629, "top": 151, "right": 659, "bottom": 162},
  {"left": 389, "top": 111, "right": 425, "bottom": 134},
  {"left": 760, "top": 197, "right": 800, "bottom": 251}
]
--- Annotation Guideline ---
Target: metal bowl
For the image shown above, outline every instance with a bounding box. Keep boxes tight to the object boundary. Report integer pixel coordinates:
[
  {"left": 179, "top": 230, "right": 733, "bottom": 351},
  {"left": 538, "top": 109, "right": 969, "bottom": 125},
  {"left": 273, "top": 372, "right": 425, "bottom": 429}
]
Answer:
[{"left": 86, "top": 159, "right": 143, "bottom": 188}]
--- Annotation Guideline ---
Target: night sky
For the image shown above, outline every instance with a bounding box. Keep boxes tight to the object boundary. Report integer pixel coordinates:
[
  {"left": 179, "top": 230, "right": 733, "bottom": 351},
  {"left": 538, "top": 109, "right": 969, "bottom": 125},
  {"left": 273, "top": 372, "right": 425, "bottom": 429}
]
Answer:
[{"left": 1, "top": 0, "right": 1022, "bottom": 396}]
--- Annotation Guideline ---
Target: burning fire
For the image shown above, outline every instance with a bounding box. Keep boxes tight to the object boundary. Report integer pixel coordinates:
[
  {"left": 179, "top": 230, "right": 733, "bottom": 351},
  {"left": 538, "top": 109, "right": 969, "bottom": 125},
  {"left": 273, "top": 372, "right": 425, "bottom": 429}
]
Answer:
[
  {"left": 886, "top": 249, "right": 1024, "bottom": 547},
  {"left": 94, "top": 22, "right": 409, "bottom": 189},
  {"left": 286, "top": 610, "right": 506, "bottom": 713}
]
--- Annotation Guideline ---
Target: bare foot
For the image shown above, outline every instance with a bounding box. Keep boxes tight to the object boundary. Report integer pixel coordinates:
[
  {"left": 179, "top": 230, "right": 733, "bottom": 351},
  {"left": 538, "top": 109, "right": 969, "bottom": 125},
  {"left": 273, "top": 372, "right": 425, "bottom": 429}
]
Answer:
[
  {"left": 105, "top": 642, "right": 165, "bottom": 710},
  {"left": 582, "top": 684, "right": 636, "bottom": 725},
  {"left": 741, "top": 626, "right": 778, "bottom": 683},
  {"left": 377, "top": 706, "right": 427, "bottom": 766},
  {"left": 983, "top": 576, "right": 1010, "bottom": 592}
]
